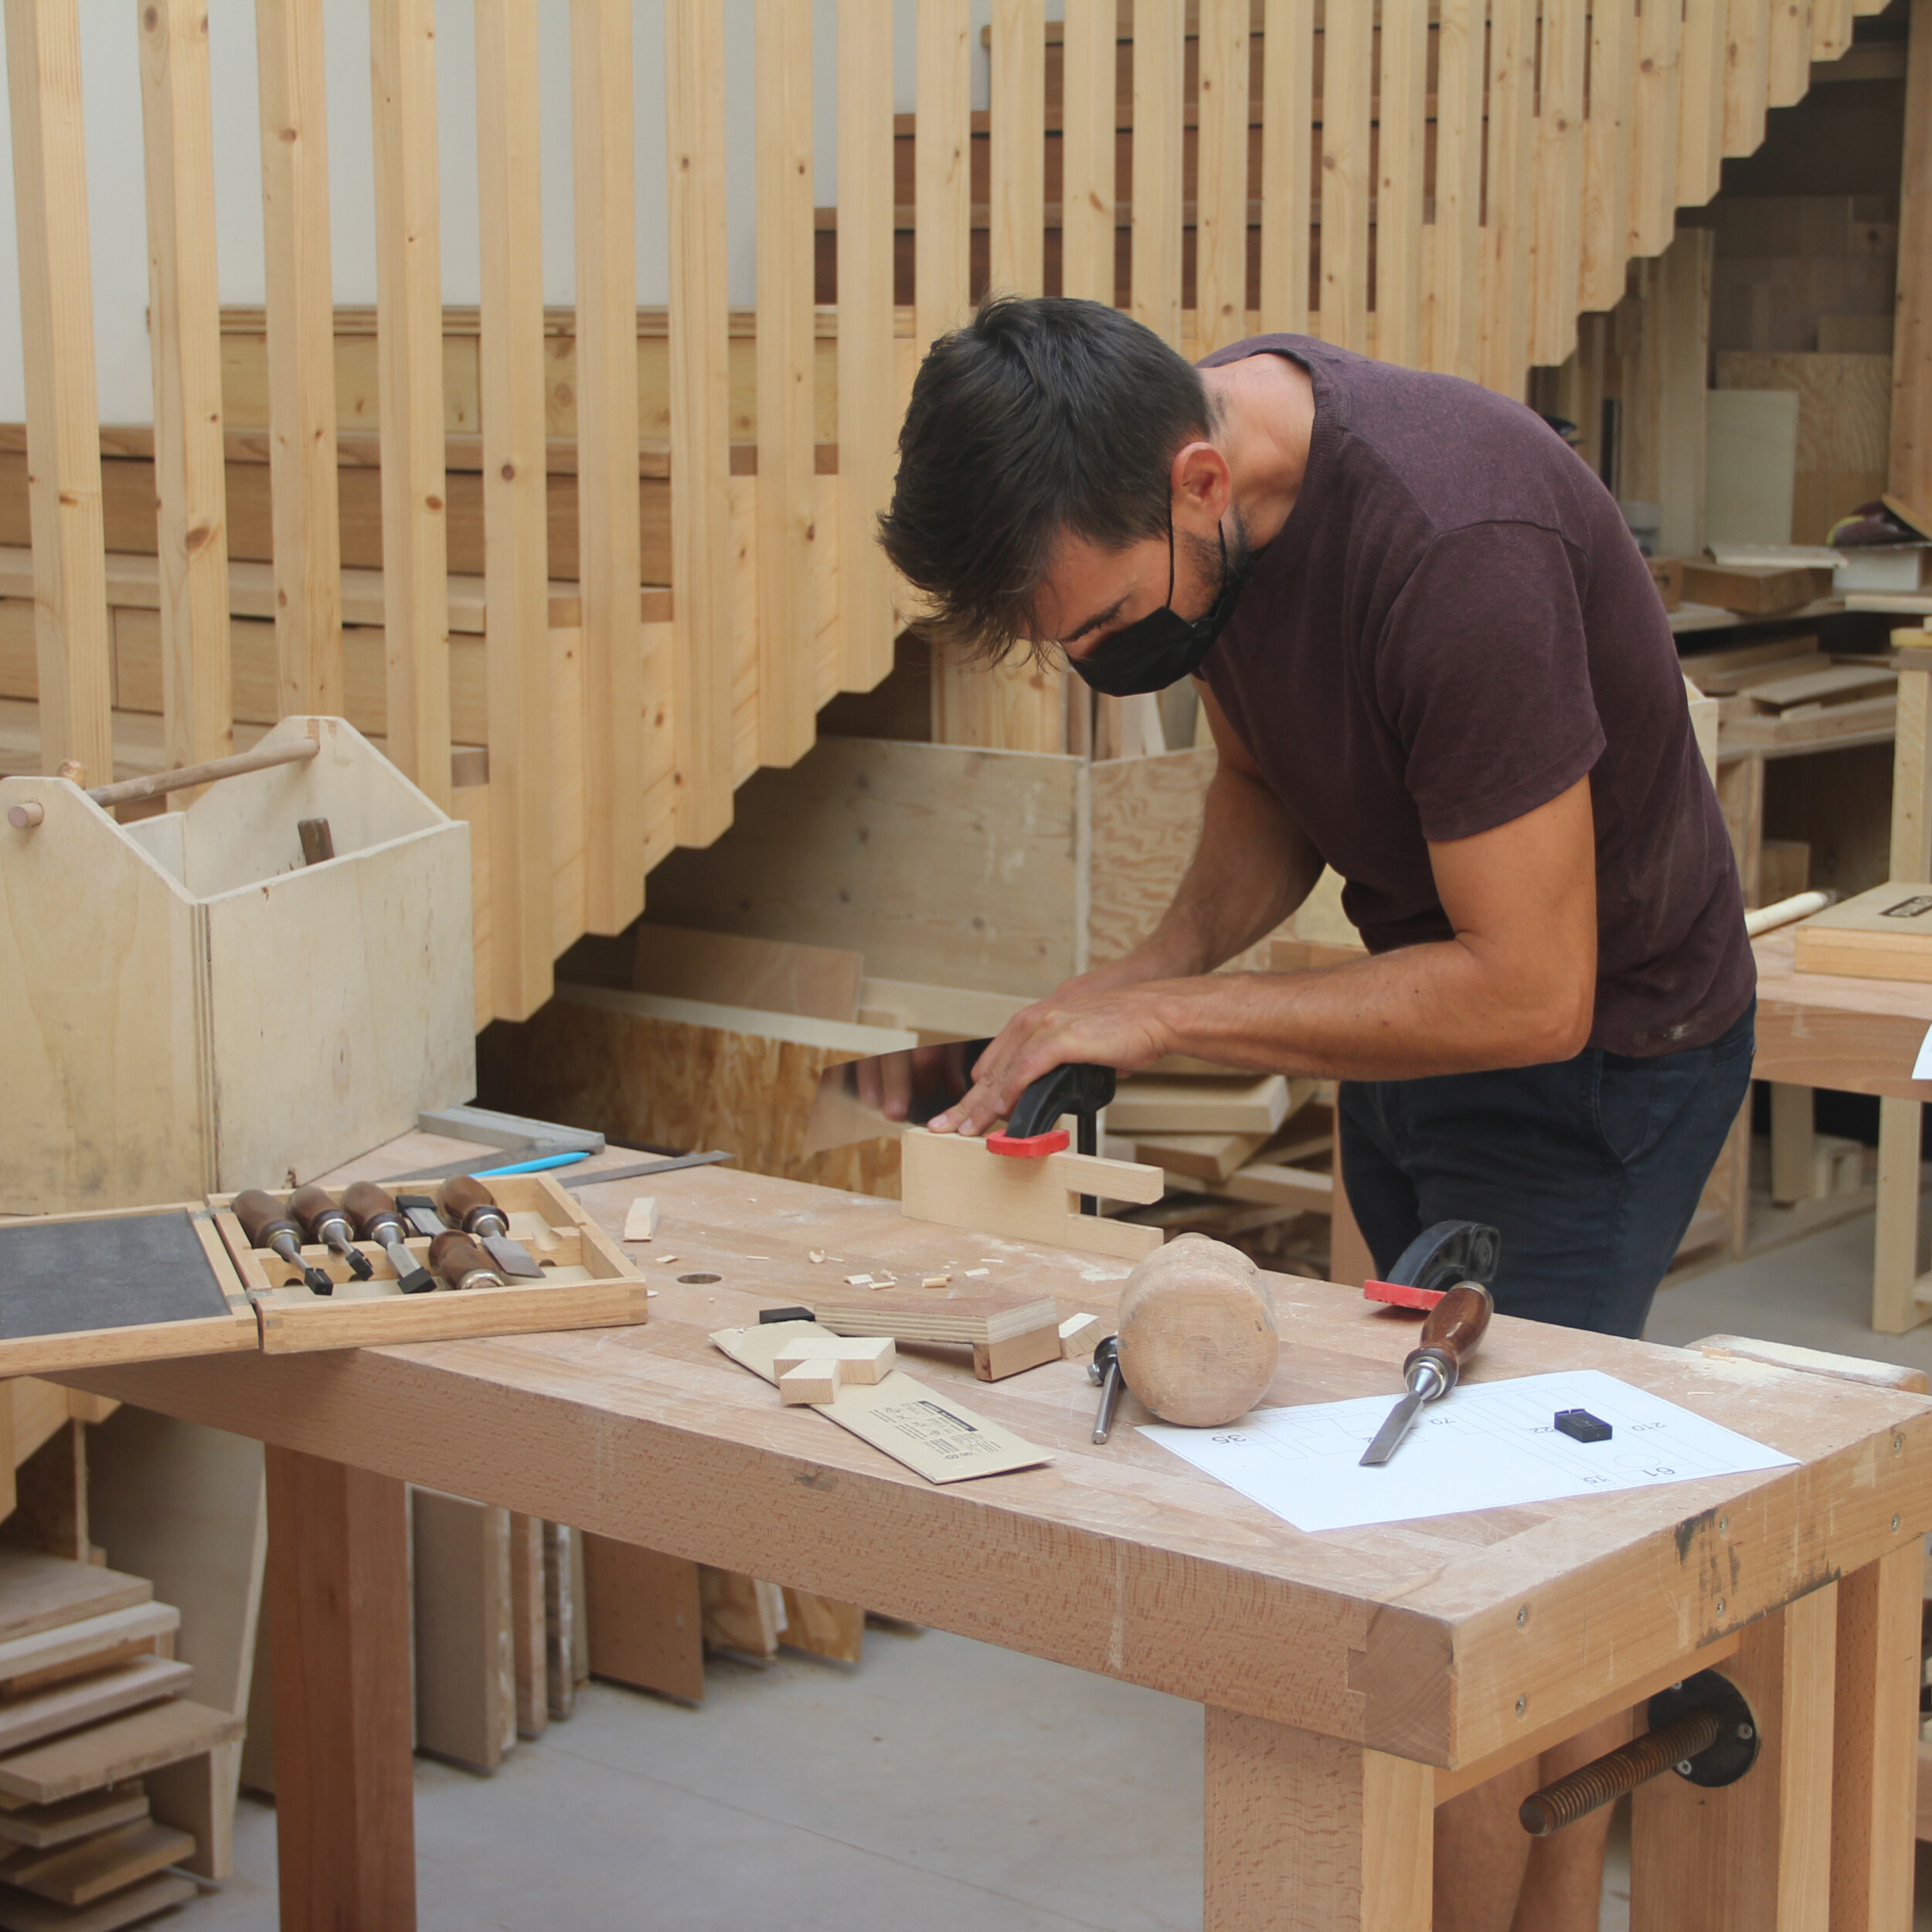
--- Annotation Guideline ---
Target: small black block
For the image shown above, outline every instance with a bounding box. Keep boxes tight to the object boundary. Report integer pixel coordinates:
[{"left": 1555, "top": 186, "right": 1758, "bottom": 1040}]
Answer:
[
  {"left": 759, "top": 1305, "right": 816, "bottom": 1325},
  {"left": 1554, "top": 1408, "right": 1613, "bottom": 1443}
]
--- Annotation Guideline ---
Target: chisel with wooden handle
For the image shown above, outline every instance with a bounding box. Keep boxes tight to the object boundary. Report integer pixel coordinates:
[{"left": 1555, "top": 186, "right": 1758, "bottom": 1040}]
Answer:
[
  {"left": 428, "top": 1230, "right": 508, "bottom": 1292},
  {"left": 437, "top": 1175, "right": 543, "bottom": 1278},
  {"left": 287, "top": 1184, "right": 375, "bottom": 1281},
  {"left": 233, "top": 1189, "right": 335, "bottom": 1296},
  {"left": 1359, "top": 1281, "right": 1493, "bottom": 1466},
  {"left": 339, "top": 1182, "right": 438, "bottom": 1294}
]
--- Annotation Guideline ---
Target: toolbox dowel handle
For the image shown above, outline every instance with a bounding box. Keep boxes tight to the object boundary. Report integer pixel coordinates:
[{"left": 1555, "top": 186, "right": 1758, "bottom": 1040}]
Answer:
[{"left": 86, "top": 733, "right": 319, "bottom": 811}]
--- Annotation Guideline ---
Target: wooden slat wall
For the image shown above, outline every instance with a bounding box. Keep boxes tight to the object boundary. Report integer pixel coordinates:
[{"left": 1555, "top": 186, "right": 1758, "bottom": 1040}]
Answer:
[
  {"left": 1194, "top": 0, "right": 1251, "bottom": 355},
  {"left": 476, "top": 0, "right": 552, "bottom": 1020},
  {"left": 254, "top": 0, "right": 342, "bottom": 719},
  {"left": 1723, "top": 0, "right": 1772, "bottom": 158},
  {"left": 5, "top": 0, "right": 111, "bottom": 781},
  {"left": 571, "top": 0, "right": 650, "bottom": 924},
  {"left": 1893, "top": 0, "right": 1932, "bottom": 520},
  {"left": 1529, "top": 0, "right": 1588, "bottom": 370},
  {"left": 1769, "top": 0, "right": 1815, "bottom": 106},
  {"left": 1258, "top": 0, "right": 1314, "bottom": 335},
  {"left": 1677, "top": 0, "right": 1729, "bottom": 213},
  {"left": 369, "top": 0, "right": 451, "bottom": 809},
  {"left": 1426, "top": 0, "right": 1485, "bottom": 380},
  {"left": 1317, "top": 0, "right": 1371, "bottom": 352},
  {"left": 1375, "top": 0, "right": 1427, "bottom": 373},
  {"left": 1131, "top": 0, "right": 1185, "bottom": 347},
  {"left": 138, "top": 0, "right": 233, "bottom": 777},
  {"left": 1481, "top": 0, "right": 1538, "bottom": 396},
  {"left": 1630, "top": 0, "right": 1686, "bottom": 261},
  {"left": 990, "top": 0, "right": 1046, "bottom": 300},
  {"left": 666, "top": 0, "right": 733, "bottom": 846},
  {"left": 1580, "top": 0, "right": 1635, "bottom": 315},
  {"left": 1059, "top": 0, "right": 1115, "bottom": 304}
]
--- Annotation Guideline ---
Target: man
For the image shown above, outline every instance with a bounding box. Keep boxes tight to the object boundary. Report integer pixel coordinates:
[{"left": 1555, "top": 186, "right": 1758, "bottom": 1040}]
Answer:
[{"left": 878, "top": 297, "right": 1754, "bottom": 1931}]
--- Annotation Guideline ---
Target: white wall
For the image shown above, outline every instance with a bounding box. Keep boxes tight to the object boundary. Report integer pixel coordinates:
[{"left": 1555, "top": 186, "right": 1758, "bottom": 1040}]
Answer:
[{"left": 0, "top": 0, "right": 1019, "bottom": 423}]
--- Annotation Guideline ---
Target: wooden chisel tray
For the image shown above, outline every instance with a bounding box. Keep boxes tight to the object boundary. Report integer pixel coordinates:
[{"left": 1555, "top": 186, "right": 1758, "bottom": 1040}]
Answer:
[{"left": 209, "top": 1173, "right": 648, "bottom": 1353}]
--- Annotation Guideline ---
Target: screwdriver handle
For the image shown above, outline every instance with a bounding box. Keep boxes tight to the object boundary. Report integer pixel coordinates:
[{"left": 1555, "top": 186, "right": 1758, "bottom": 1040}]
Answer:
[
  {"left": 233, "top": 1189, "right": 300, "bottom": 1253},
  {"left": 341, "top": 1180, "right": 403, "bottom": 1240},
  {"left": 1404, "top": 1281, "right": 1493, "bottom": 1393},
  {"left": 429, "top": 1230, "right": 505, "bottom": 1291},
  {"left": 438, "top": 1174, "right": 502, "bottom": 1232}
]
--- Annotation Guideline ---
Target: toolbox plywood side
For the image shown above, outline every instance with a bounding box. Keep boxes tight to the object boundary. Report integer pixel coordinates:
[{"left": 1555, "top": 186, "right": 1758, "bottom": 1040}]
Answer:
[
  {"left": 638, "top": 737, "right": 1087, "bottom": 997},
  {"left": 0, "top": 781, "right": 211, "bottom": 1216}
]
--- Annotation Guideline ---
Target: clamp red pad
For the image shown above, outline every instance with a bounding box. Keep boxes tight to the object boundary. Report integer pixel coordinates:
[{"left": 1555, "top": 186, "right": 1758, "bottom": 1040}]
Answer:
[
  {"left": 986, "top": 1128, "right": 1071, "bottom": 1158},
  {"left": 1364, "top": 1277, "right": 1446, "bottom": 1310}
]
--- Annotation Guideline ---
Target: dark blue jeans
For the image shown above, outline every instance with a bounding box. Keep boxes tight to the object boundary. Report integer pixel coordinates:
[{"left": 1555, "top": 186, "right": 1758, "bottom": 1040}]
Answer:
[{"left": 1337, "top": 1000, "right": 1755, "bottom": 1339}]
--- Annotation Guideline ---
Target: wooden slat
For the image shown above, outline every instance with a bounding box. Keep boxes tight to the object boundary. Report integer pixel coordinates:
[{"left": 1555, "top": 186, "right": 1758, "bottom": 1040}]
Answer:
[
  {"left": 1058, "top": 0, "right": 1115, "bottom": 303},
  {"left": 1315, "top": 0, "right": 1370, "bottom": 352},
  {"left": 253, "top": 0, "right": 340, "bottom": 720},
  {"left": 1891, "top": 0, "right": 1932, "bottom": 523},
  {"left": 1530, "top": 0, "right": 1588, "bottom": 369},
  {"left": 835, "top": 0, "right": 897, "bottom": 693},
  {"left": 1629, "top": 0, "right": 1686, "bottom": 260},
  {"left": 1723, "top": 0, "right": 1771, "bottom": 158},
  {"left": 754, "top": 0, "right": 816, "bottom": 771},
  {"left": 1257, "top": 0, "right": 1314, "bottom": 333},
  {"left": 1426, "top": 0, "right": 1485, "bottom": 379},
  {"left": 138, "top": 0, "right": 233, "bottom": 780},
  {"left": 1811, "top": 0, "right": 1855, "bottom": 59},
  {"left": 1374, "top": 0, "right": 1426, "bottom": 369},
  {"left": 3, "top": 0, "right": 111, "bottom": 782},
  {"left": 1480, "top": 0, "right": 1537, "bottom": 396},
  {"left": 475, "top": 0, "right": 552, "bottom": 1020},
  {"left": 1580, "top": 0, "right": 1635, "bottom": 314},
  {"left": 1130, "top": 0, "right": 1185, "bottom": 346},
  {"left": 667, "top": 0, "right": 733, "bottom": 843},
  {"left": 1194, "top": 0, "right": 1251, "bottom": 354},
  {"left": 1677, "top": 0, "right": 1729, "bottom": 212},
  {"left": 369, "top": 0, "right": 451, "bottom": 809},
  {"left": 1769, "top": 0, "right": 1815, "bottom": 104},
  {"left": 989, "top": 0, "right": 1046, "bottom": 300},
  {"left": 571, "top": 0, "right": 649, "bottom": 925},
  {"left": 914, "top": 0, "right": 972, "bottom": 351}
]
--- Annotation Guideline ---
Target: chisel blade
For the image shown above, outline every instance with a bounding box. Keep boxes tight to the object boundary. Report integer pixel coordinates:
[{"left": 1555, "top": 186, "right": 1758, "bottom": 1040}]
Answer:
[
  {"left": 481, "top": 1232, "right": 545, "bottom": 1280},
  {"left": 1359, "top": 1389, "right": 1426, "bottom": 1467}
]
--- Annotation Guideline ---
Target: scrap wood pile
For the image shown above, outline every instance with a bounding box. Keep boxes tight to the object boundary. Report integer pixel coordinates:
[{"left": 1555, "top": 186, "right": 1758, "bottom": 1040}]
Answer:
[{"left": 1682, "top": 631, "right": 1900, "bottom": 755}]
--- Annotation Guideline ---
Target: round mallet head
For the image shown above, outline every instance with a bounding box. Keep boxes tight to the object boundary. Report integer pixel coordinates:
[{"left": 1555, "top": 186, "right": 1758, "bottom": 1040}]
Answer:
[{"left": 1114, "top": 1233, "right": 1279, "bottom": 1427}]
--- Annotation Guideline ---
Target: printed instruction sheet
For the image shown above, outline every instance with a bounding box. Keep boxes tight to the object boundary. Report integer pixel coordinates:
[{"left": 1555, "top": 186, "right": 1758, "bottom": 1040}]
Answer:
[{"left": 1140, "top": 1368, "right": 1797, "bottom": 1533}]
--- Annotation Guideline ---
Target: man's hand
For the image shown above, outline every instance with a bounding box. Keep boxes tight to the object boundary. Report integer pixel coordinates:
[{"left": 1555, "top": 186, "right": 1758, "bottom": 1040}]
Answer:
[{"left": 928, "top": 980, "right": 1178, "bottom": 1137}]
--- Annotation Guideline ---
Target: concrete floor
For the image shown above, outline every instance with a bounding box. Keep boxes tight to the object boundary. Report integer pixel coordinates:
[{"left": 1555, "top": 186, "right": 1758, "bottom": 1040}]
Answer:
[{"left": 177, "top": 1203, "right": 1932, "bottom": 1930}]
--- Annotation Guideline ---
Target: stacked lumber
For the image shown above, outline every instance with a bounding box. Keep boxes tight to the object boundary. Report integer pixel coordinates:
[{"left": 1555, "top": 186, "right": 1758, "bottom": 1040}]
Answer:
[
  {"left": 1682, "top": 636, "right": 1899, "bottom": 754},
  {"left": 0, "top": 1552, "right": 240, "bottom": 1932}
]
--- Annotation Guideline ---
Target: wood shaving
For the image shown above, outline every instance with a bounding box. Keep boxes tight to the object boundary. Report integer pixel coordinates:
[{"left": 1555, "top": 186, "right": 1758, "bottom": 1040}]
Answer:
[
  {"left": 845, "top": 1274, "right": 874, "bottom": 1287},
  {"left": 658, "top": 1254, "right": 680, "bottom": 1264},
  {"left": 921, "top": 1274, "right": 951, "bottom": 1289},
  {"left": 963, "top": 1267, "right": 990, "bottom": 1279},
  {"left": 808, "top": 1250, "right": 827, "bottom": 1264}
]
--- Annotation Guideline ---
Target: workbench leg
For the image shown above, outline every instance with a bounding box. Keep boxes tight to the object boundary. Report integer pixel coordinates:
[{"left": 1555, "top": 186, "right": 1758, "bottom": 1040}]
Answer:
[
  {"left": 1768, "top": 1083, "right": 1818, "bottom": 1207},
  {"left": 1630, "top": 1585, "right": 1836, "bottom": 1931},
  {"left": 1830, "top": 1546, "right": 1920, "bottom": 1931},
  {"left": 1203, "top": 1707, "right": 1431, "bottom": 1930},
  {"left": 265, "top": 1446, "right": 416, "bottom": 1932},
  {"left": 1716, "top": 755, "right": 1764, "bottom": 906},
  {"left": 1873, "top": 1098, "right": 1930, "bottom": 1334},
  {"left": 1328, "top": 1138, "right": 1375, "bottom": 1290}
]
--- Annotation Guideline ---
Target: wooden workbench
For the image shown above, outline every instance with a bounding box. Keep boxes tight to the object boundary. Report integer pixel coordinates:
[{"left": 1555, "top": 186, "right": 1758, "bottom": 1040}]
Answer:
[{"left": 64, "top": 1131, "right": 1932, "bottom": 1931}]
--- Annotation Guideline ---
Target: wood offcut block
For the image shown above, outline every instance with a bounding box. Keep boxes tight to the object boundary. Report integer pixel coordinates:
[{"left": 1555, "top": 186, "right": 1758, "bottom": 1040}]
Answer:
[
  {"left": 771, "top": 1335, "right": 895, "bottom": 1384},
  {"left": 1060, "top": 1312, "right": 1105, "bottom": 1360},
  {"left": 777, "top": 1359, "right": 842, "bottom": 1406},
  {"left": 623, "top": 1196, "right": 658, "bottom": 1241},
  {"left": 1682, "top": 558, "right": 1835, "bottom": 615},
  {"left": 1106, "top": 1075, "right": 1294, "bottom": 1136},
  {"left": 1794, "top": 883, "right": 1932, "bottom": 983},
  {"left": 971, "top": 1325, "right": 1063, "bottom": 1382},
  {"left": 2, "top": 1818, "right": 194, "bottom": 1908}
]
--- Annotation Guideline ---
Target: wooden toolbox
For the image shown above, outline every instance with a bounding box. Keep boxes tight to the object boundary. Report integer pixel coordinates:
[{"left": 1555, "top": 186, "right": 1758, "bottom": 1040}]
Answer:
[
  {"left": 208, "top": 1172, "right": 648, "bottom": 1353},
  {"left": 1792, "top": 881, "right": 1932, "bottom": 984}
]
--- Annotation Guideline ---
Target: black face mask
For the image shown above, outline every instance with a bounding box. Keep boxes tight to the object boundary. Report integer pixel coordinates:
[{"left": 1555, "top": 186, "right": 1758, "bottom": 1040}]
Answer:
[{"left": 1069, "top": 515, "right": 1250, "bottom": 696}]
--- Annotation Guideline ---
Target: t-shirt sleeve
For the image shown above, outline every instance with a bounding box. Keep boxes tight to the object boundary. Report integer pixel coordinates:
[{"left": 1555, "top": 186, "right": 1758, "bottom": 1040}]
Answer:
[{"left": 1376, "top": 521, "right": 1605, "bottom": 842}]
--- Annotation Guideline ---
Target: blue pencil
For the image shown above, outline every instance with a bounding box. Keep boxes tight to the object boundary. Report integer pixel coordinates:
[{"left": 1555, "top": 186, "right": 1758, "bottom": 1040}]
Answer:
[{"left": 471, "top": 1150, "right": 592, "bottom": 1179}]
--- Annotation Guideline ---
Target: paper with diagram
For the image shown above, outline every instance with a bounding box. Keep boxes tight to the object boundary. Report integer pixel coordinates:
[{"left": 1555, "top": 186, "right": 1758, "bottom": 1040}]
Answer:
[{"left": 1139, "top": 1368, "right": 1797, "bottom": 1533}]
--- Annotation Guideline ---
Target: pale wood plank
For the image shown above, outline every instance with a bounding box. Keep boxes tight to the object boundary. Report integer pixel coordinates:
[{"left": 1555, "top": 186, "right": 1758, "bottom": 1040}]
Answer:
[
  {"left": 1872, "top": 1094, "right": 1924, "bottom": 1334},
  {"left": 1676, "top": 0, "right": 1729, "bottom": 212},
  {"left": 1831, "top": 1546, "right": 1920, "bottom": 1929},
  {"left": 369, "top": 0, "right": 451, "bottom": 808},
  {"left": 1723, "top": 0, "right": 1771, "bottom": 158},
  {"left": 1657, "top": 226, "right": 1714, "bottom": 558},
  {"left": 914, "top": 0, "right": 972, "bottom": 351},
  {"left": 1258, "top": 0, "right": 1314, "bottom": 334},
  {"left": 1479, "top": 0, "right": 1537, "bottom": 396},
  {"left": 667, "top": 0, "right": 733, "bottom": 843},
  {"left": 138, "top": 0, "right": 233, "bottom": 781},
  {"left": 475, "top": 0, "right": 553, "bottom": 1021},
  {"left": 989, "top": 0, "right": 1046, "bottom": 301},
  {"left": 1891, "top": 0, "right": 1932, "bottom": 522},
  {"left": 1058, "top": 0, "right": 1114, "bottom": 304},
  {"left": 753, "top": 0, "right": 816, "bottom": 774},
  {"left": 1580, "top": 0, "right": 1635, "bottom": 314},
  {"left": 1203, "top": 1709, "right": 1432, "bottom": 1930},
  {"left": 3, "top": 0, "right": 111, "bottom": 781},
  {"left": 1315, "top": 0, "right": 1370, "bottom": 352},
  {"left": 1131, "top": 0, "right": 1185, "bottom": 347},
  {"left": 1194, "top": 0, "right": 1251, "bottom": 355},
  {"left": 571, "top": 0, "right": 650, "bottom": 922},
  {"left": 1768, "top": 0, "right": 1815, "bottom": 104},
  {"left": 264, "top": 1447, "right": 414, "bottom": 1930},
  {"left": 1811, "top": 0, "right": 1855, "bottom": 59},
  {"left": 835, "top": 0, "right": 898, "bottom": 693},
  {"left": 1374, "top": 0, "right": 1426, "bottom": 369},
  {"left": 1529, "top": 0, "right": 1587, "bottom": 369},
  {"left": 253, "top": 0, "right": 341, "bottom": 719},
  {"left": 1629, "top": 0, "right": 1686, "bottom": 260},
  {"left": 1425, "top": 0, "right": 1485, "bottom": 379}
]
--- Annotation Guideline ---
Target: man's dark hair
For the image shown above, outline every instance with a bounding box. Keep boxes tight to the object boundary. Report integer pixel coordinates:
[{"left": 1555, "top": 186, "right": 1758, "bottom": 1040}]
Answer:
[{"left": 878, "top": 295, "right": 1213, "bottom": 662}]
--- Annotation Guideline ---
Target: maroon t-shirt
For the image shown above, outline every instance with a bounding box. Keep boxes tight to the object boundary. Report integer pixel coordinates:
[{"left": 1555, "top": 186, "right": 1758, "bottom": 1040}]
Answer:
[{"left": 1196, "top": 335, "right": 1753, "bottom": 1057}]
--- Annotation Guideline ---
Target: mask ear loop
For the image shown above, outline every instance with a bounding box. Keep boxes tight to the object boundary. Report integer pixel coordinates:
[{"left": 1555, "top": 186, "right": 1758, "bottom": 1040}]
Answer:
[{"left": 1163, "top": 503, "right": 1178, "bottom": 614}]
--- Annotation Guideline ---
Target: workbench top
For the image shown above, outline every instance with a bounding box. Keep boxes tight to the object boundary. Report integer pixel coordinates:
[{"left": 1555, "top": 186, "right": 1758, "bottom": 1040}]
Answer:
[
  {"left": 72, "top": 1130, "right": 1932, "bottom": 1774},
  {"left": 1752, "top": 926, "right": 1932, "bottom": 1097}
]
